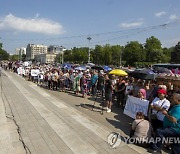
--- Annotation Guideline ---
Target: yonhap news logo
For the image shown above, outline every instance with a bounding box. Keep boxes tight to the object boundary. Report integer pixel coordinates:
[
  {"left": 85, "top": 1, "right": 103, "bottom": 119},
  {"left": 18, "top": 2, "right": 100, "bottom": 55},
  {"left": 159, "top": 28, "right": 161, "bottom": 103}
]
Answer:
[
  {"left": 107, "top": 132, "right": 180, "bottom": 148},
  {"left": 107, "top": 132, "right": 121, "bottom": 148}
]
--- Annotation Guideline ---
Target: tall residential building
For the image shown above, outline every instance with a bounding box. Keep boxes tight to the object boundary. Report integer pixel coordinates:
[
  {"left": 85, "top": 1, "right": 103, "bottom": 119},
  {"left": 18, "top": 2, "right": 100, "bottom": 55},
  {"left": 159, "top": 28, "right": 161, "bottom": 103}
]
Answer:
[
  {"left": 26, "top": 44, "right": 47, "bottom": 60},
  {"left": 15, "top": 48, "right": 20, "bottom": 55},
  {"left": 19, "top": 47, "right": 26, "bottom": 55},
  {"left": 48, "top": 45, "right": 66, "bottom": 54},
  {"left": 15, "top": 47, "right": 26, "bottom": 60}
]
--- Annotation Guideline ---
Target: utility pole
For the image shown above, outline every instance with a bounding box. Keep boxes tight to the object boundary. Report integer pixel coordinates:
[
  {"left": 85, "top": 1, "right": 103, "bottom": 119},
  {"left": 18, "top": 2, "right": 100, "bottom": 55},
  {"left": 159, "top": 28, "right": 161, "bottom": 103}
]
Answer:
[
  {"left": 62, "top": 52, "right": 64, "bottom": 64},
  {"left": 119, "top": 49, "right": 122, "bottom": 68},
  {"left": 87, "top": 36, "right": 92, "bottom": 63}
]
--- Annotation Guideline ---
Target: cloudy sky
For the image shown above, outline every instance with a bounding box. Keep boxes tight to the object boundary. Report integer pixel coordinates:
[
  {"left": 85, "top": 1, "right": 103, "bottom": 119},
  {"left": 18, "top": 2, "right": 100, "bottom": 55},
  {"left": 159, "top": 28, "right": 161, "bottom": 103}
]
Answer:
[{"left": 0, "top": 0, "right": 180, "bottom": 53}]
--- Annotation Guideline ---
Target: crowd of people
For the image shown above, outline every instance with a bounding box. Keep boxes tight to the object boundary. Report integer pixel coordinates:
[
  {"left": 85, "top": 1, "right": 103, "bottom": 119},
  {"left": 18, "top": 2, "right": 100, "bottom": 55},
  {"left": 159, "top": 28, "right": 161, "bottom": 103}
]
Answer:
[{"left": 1, "top": 61, "right": 180, "bottom": 153}]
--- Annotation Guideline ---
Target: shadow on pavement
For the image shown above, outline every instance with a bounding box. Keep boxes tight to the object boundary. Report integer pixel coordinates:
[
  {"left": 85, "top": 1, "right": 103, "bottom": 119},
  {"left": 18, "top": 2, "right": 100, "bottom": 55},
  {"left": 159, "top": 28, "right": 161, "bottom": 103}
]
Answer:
[{"left": 106, "top": 106, "right": 133, "bottom": 136}]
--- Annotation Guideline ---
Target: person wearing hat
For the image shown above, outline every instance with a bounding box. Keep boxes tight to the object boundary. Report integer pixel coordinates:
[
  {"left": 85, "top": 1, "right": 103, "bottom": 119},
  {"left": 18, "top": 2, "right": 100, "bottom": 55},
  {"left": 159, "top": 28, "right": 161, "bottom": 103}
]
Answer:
[{"left": 150, "top": 89, "right": 170, "bottom": 132}]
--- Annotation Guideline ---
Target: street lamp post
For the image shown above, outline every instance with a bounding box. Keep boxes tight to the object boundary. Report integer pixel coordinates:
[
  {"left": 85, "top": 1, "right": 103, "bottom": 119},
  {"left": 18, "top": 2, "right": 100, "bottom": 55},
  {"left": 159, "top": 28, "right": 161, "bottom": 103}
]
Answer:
[
  {"left": 62, "top": 51, "right": 64, "bottom": 64},
  {"left": 119, "top": 49, "right": 122, "bottom": 68},
  {"left": 87, "top": 36, "right": 92, "bottom": 63}
]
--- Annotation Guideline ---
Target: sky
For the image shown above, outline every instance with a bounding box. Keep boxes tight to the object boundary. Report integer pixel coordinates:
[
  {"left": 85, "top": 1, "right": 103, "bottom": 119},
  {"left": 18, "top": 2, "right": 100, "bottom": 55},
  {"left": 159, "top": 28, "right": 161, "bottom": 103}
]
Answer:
[{"left": 0, "top": 0, "right": 180, "bottom": 54}]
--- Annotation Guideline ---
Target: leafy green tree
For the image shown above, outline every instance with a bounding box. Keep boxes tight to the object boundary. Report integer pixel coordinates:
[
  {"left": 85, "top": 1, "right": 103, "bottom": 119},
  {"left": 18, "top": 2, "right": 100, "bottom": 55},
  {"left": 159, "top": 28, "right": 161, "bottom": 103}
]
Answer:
[
  {"left": 63, "top": 50, "right": 73, "bottom": 63},
  {"left": 103, "top": 44, "right": 112, "bottom": 65},
  {"left": 111, "top": 45, "right": 123, "bottom": 66},
  {"left": 171, "top": 42, "right": 180, "bottom": 63},
  {"left": 91, "top": 45, "right": 104, "bottom": 65},
  {"left": 161, "top": 47, "right": 171, "bottom": 63},
  {"left": 65, "top": 47, "right": 88, "bottom": 64},
  {"left": 0, "top": 43, "right": 2, "bottom": 49},
  {"left": 9, "top": 55, "right": 19, "bottom": 61},
  {"left": 0, "top": 44, "right": 9, "bottom": 60},
  {"left": 123, "top": 41, "right": 145, "bottom": 65},
  {"left": 144, "top": 36, "right": 162, "bottom": 62}
]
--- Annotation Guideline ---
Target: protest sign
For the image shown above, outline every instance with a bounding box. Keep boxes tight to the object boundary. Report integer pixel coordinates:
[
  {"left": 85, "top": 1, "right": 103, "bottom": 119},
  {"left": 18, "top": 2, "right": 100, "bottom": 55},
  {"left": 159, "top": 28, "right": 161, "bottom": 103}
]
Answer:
[
  {"left": 31, "top": 69, "right": 40, "bottom": 77},
  {"left": 124, "top": 95, "right": 149, "bottom": 119}
]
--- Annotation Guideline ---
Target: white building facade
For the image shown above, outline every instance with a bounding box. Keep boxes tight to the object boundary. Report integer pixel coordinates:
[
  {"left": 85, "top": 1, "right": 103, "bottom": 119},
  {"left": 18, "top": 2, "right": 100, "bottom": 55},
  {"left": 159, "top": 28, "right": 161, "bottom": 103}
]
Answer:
[
  {"left": 34, "top": 53, "right": 57, "bottom": 64},
  {"left": 26, "top": 44, "right": 48, "bottom": 60}
]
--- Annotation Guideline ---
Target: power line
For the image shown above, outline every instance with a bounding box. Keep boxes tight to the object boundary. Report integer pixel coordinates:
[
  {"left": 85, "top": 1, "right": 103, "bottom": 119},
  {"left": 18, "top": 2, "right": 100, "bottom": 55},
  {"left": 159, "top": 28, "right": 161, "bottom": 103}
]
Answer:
[{"left": 1, "top": 19, "right": 180, "bottom": 48}]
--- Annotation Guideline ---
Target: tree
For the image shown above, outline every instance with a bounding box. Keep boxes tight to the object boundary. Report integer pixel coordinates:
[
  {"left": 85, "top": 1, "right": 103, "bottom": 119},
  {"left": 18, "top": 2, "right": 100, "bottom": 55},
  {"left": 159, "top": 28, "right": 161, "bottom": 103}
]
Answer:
[
  {"left": 22, "top": 54, "right": 26, "bottom": 61},
  {"left": 63, "top": 50, "right": 73, "bottom": 63},
  {"left": 144, "top": 36, "right": 162, "bottom": 62},
  {"left": 9, "top": 55, "right": 19, "bottom": 61},
  {"left": 171, "top": 42, "right": 180, "bottom": 63},
  {"left": 103, "top": 44, "right": 112, "bottom": 65},
  {"left": 91, "top": 45, "right": 104, "bottom": 65},
  {"left": 123, "top": 41, "right": 145, "bottom": 65},
  {"left": 111, "top": 45, "right": 123, "bottom": 66},
  {"left": 0, "top": 43, "right": 9, "bottom": 60},
  {"left": 0, "top": 43, "right": 2, "bottom": 49},
  {"left": 161, "top": 47, "right": 171, "bottom": 63}
]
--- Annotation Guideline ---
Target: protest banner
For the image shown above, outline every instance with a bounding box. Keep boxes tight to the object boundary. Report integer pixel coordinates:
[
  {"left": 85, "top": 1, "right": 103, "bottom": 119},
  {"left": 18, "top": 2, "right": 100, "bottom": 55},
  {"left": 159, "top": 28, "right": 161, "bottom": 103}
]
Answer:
[
  {"left": 124, "top": 95, "right": 149, "bottom": 119},
  {"left": 31, "top": 69, "right": 40, "bottom": 77}
]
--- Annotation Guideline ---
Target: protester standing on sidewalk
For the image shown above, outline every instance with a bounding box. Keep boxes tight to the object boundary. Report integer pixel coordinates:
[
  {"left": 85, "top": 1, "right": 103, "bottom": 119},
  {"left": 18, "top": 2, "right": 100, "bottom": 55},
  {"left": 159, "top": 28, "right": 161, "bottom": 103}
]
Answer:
[
  {"left": 116, "top": 77, "right": 126, "bottom": 108},
  {"left": 80, "top": 73, "right": 88, "bottom": 98},
  {"left": 97, "top": 71, "right": 105, "bottom": 101},
  {"left": 91, "top": 71, "right": 98, "bottom": 97},
  {"left": 105, "top": 74, "right": 113, "bottom": 113}
]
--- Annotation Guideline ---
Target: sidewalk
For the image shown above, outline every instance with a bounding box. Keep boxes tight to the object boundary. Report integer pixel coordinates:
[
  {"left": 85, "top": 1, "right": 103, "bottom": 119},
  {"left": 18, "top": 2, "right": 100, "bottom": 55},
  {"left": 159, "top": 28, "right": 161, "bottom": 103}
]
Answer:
[
  {"left": 0, "top": 75, "right": 25, "bottom": 154},
  {"left": 0, "top": 71, "right": 159, "bottom": 154}
]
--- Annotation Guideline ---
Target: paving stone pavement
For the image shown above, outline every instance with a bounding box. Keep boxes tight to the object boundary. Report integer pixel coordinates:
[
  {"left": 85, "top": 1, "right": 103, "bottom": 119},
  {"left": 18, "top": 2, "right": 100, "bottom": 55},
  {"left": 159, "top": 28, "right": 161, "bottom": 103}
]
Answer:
[{"left": 0, "top": 71, "right": 168, "bottom": 154}]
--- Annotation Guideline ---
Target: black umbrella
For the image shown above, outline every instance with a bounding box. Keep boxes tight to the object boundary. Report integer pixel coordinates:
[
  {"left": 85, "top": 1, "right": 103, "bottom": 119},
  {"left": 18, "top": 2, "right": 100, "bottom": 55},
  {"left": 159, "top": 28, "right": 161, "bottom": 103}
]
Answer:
[
  {"left": 91, "top": 65, "right": 103, "bottom": 70},
  {"left": 129, "top": 68, "right": 157, "bottom": 80}
]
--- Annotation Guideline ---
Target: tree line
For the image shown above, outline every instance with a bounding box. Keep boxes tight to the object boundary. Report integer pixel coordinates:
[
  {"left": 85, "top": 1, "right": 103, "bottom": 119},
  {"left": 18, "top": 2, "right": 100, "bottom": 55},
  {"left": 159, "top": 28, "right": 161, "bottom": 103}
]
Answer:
[
  {"left": 0, "top": 43, "right": 9, "bottom": 60},
  {"left": 56, "top": 36, "right": 179, "bottom": 66},
  {"left": 1, "top": 36, "right": 180, "bottom": 66}
]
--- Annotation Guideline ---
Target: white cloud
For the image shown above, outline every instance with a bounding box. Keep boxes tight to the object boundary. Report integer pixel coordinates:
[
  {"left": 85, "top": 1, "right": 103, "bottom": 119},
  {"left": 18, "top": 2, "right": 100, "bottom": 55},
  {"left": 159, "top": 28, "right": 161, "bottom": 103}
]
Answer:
[
  {"left": 169, "top": 14, "right": 178, "bottom": 20},
  {"left": 120, "top": 20, "right": 143, "bottom": 28},
  {"left": 155, "top": 11, "right": 166, "bottom": 17},
  {"left": 0, "top": 14, "right": 64, "bottom": 35}
]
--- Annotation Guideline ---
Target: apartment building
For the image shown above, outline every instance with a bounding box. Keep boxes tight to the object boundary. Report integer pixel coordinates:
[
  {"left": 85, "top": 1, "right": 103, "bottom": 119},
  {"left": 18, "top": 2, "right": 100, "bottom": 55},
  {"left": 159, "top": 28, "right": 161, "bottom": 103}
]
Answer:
[
  {"left": 26, "top": 44, "right": 47, "bottom": 60},
  {"left": 48, "top": 45, "right": 66, "bottom": 54},
  {"left": 34, "top": 53, "right": 57, "bottom": 64}
]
